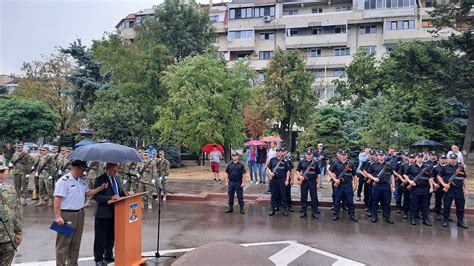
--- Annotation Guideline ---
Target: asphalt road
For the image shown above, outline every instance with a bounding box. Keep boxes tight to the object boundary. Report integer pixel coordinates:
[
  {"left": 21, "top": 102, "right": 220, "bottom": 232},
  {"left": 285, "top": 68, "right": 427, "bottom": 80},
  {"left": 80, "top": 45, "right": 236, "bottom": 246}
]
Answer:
[{"left": 13, "top": 200, "right": 473, "bottom": 265}]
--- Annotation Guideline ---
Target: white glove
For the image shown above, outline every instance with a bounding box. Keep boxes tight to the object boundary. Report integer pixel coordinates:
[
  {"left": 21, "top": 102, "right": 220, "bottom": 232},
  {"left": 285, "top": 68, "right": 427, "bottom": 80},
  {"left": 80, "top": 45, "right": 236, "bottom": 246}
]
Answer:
[
  {"left": 48, "top": 176, "right": 53, "bottom": 180},
  {"left": 163, "top": 176, "right": 168, "bottom": 180},
  {"left": 34, "top": 172, "right": 39, "bottom": 177},
  {"left": 83, "top": 171, "right": 87, "bottom": 176},
  {"left": 151, "top": 179, "right": 156, "bottom": 185},
  {"left": 136, "top": 174, "right": 141, "bottom": 178},
  {"left": 8, "top": 163, "right": 13, "bottom": 168},
  {"left": 123, "top": 179, "right": 128, "bottom": 185},
  {"left": 26, "top": 174, "right": 30, "bottom": 178},
  {"left": 31, "top": 166, "right": 35, "bottom": 170},
  {"left": 58, "top": 170, "right": 63, "bottom": 175}
]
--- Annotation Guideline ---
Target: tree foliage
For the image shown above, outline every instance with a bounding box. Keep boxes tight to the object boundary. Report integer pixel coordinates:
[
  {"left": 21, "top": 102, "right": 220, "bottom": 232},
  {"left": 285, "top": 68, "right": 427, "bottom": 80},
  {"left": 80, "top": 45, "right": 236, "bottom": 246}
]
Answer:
[
  {"left": 257, "top": 48, "right": 315, "bottom": 152},
  {"left": 0, "top": 99, "right": 57, "bottom": 141},
  {"left": 155, "top": 53, "right": 254, "bottom": 159}
]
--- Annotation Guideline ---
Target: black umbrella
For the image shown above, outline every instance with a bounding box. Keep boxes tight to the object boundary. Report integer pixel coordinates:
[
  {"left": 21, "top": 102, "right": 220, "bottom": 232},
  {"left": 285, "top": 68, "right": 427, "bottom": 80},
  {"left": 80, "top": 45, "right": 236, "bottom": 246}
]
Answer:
[
  {"left": 68, "top": 143, "right": 142, "bottom": 163},
  {"left": 411, "top": 139, "right": 443, "bottom": 147}
]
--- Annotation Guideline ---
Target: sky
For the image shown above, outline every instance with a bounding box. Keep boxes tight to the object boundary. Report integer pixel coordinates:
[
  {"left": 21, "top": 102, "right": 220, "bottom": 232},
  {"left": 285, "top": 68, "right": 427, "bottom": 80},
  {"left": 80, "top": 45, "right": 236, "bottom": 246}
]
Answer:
[{"left": 0, "top": 0, "right": 207, "bottom": 76}]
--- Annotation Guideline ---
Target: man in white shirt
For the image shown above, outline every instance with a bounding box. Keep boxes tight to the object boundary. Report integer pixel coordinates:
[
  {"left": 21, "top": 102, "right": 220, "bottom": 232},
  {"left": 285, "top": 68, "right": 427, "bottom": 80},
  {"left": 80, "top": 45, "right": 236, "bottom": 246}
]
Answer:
[{"left": 54, "top": 160, "right": 107, "bottom": 266}]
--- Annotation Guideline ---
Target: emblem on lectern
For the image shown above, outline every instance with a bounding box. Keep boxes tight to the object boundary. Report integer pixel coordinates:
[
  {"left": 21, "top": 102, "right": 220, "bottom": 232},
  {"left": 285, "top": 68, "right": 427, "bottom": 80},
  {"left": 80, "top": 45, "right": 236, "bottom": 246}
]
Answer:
[{"left": 129, "top": 202, "right": 139, "bottom": 223}]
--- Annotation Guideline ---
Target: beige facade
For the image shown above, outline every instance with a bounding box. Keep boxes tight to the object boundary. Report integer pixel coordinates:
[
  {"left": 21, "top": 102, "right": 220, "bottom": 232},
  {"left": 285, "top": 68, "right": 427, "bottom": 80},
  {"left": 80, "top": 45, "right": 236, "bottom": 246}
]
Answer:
[{"left": 115, "top": 0, "right": 454, "bottom": 104}]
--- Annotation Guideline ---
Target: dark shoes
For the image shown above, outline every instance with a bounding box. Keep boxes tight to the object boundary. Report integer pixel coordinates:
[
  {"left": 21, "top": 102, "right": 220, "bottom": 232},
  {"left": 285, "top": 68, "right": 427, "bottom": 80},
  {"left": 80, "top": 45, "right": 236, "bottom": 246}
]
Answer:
[
  {"left": 435, "top": 214, "right": 443, "bottom": 221},
  {"left": 288, "top": 206, "right": 294, "bottom": 213},
  {"left": 299, "top": 212, "right": 307, "bottom": 218},
  {"left": 104, "top": 257, "right": 115, "bottom": 263},
  {"left": 442, "top": 220, "right": 449, "bottom": 227},
  {"left": 371, "top": 216, "right": 378, "bottom": 223},
  {"left": 402, "top": 214, "right": 408, "bottom": 220},
  {"left": 282, "top": 210, "right": 289, "bottom": 217},
  {"left": 225, "top": 208, "right": 233, "bottom": 213},
  {"left": 457, "top": 220, "right": 468, "bottom": 229},
  {"left": 423, "top": 218, "right": 432, "bottom": 226},
  {"left": 350, "top": 215, "right": 358, "bottom": 222},
  {"left": 240, "top": 207, "right": 245, "bottom": 215},
  {"left": 311, "top": 213, "right": 319, "bottom": 219},
  {"left": 332, "top": 214, "right": 339, "bottom": 221},
  {"left": 385, "top": 218, "right": 394, "bottom": 224},
  {"left": 268, "top": 210, "right": 276, "bottom": 216},
  {"left": 410, "top": 218, "right": 416, "bottom": 225}
]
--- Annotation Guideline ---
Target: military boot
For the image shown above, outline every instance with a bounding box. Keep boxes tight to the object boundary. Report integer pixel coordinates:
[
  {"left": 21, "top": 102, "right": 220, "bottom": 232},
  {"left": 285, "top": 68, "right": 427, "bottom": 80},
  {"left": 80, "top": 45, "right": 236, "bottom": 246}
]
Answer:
[
  {"left": 48, "top": 198, "right": 54, "bottom": 207},
  {"left": 35, "top": 199, "right": 46, "bottom": 206}
]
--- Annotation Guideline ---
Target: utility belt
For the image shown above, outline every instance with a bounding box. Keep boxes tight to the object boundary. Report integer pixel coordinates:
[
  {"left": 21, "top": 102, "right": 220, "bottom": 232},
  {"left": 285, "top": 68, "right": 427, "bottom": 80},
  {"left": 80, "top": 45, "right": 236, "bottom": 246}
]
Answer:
[
  {"left": 143, "top": 169, "right": 152, "bottom": 174},
  {"left": 61, "top": 208, "right": 83, "bottom": 212}
]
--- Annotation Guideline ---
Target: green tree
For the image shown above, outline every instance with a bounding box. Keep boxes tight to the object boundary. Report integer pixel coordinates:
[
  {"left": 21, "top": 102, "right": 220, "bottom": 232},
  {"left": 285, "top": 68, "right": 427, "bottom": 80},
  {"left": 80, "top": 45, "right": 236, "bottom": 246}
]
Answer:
[
  {"left": 136, "top": 0, "right": 216, "bottom": 60},
  {"left": 155, "top": 53, "right": 254, "bottom": 160},
  {"left": 0, "top": 99, "right": 57, "bottom": 141},
  {"left": 60, "top": 39, "right": 111, "bottom": 112},
  {"left": 14, "top": 52, "right": 75, "bottom": 145},
  {"left": 257, "top": 48, "right": 315, "bottom": 152}
]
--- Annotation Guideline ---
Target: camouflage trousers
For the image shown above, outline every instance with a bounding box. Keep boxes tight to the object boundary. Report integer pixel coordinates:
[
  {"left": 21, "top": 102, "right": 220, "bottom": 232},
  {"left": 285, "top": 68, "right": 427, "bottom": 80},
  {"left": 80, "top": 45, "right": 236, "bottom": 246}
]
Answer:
[
  {"left": 0, "top": 241, "right": 15, "bottom": 265},
  {"left": 156, "top": 177, "right": 169, "bottom": 196},
  {"left": 139, "top": 176, "right": 153, "bottom": 205},
  {"left": 125, "top": 176, "right": 139, "bottom": 193},
  {"left": 13, "top": 173, "right": 29, "bottom": 198},
  {"left": 86, "top": 178, "right": 95, "bottom": 200},
  {"left": 38, "top": 175, "right": 54, "bottom": 199}
]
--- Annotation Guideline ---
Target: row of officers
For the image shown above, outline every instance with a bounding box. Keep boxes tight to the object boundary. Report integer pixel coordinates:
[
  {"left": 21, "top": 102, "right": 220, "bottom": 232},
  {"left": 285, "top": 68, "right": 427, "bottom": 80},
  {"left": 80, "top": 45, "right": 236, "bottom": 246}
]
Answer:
[
  {"left": 7, "top": 144, "right": 171, "bottom": 210},
  {"left": 225, "top": 147, "right": 468, "bottom": 229}
]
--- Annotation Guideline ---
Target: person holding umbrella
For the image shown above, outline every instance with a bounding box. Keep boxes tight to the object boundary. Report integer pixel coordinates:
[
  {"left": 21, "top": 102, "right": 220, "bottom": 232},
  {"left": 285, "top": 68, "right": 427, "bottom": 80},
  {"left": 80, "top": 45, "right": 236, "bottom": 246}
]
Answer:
[
  {"left": 209, "top": 145, "right": 223, "bottom": 183},
  {"left": 245, "top": 145, "right": 258, "bottom": 184}
]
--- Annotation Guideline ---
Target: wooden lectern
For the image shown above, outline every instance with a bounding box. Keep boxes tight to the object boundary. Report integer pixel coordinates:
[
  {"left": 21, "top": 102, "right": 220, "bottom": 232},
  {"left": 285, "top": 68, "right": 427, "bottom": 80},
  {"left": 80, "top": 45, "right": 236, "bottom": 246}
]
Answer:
[{"left": 112, "top": 193, "right": 147, "bottom": 266}]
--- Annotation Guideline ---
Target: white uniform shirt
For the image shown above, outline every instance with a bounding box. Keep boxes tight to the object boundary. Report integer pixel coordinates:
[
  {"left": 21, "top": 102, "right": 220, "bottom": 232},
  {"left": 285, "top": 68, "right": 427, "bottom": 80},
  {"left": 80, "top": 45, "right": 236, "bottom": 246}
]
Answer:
[
  {"left": 267, "top": 148, "right": 277, "bottom": 161},
  {"left": 53, "top": 172, "right": 89, "bottom": 210}
]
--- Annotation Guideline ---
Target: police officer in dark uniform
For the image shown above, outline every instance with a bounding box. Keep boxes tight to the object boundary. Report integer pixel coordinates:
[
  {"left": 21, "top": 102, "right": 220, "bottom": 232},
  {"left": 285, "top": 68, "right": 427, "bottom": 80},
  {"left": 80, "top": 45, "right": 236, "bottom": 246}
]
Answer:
[
  {"left": 366, "top": 151, "right": 395, "bottom": 224},
  {"left": 284, "top": 149, "right": 295, "bottom": 212},
  {"left": 361, "top": 151, "right": 376, "bottom": 216},
  {"left": 438, "top": 154, "right": 468, "bottom": 229},
  {"left": 328, "top": 150, "right": 358, "bottom": 222},
  {"left": 267, "top": 147, "right": 291, "bottom": 217},
  {"left": 404, "top": 154, "right": 433, "bottom": 226},
  {"left": 328, "top": 151, "right": 340, "bottom": 211},
  {"left": 393, "top": 153, "right": 407, "bottom": 213},
  {"left": 431, "top": 154, "right": 447, "bottom": 221},
  {"left": 296, "top": 148, "right": 320, "bottom": 219},
  {"left": 225, "top": 152, "right": 247, "bottom": 214},
  {"left": 425, "top": 152, "right": 438, "bottom": 168},
  {"left": 398, "top": 154, "right": 415, "bottom": 219}
]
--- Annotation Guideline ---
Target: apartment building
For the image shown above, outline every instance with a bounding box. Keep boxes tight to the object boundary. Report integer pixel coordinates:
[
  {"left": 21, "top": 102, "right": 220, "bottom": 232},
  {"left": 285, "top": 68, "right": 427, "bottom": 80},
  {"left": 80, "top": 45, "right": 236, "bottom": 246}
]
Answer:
[{"left": 115, "top": 0, "right": 453, "bottom": 104}]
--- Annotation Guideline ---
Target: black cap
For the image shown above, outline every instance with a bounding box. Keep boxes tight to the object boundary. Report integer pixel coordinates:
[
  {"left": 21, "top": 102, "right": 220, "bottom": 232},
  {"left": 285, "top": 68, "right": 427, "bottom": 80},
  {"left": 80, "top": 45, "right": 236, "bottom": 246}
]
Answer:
[
  {"left": 449, "top": 153, "right": 458, "bottom": 159},
  {"left": 429, "top": 151, "right": 437, "bottom": 156},
  {"left": 377, "top": 150, "right": 385, "bottom": 155},
  {"left": 231, "top": 151, "right": 239, "bottom": 156},
  {"left": 409, "top": 154, "right": 415, "bottom": 158},
  {"left": 71, "top": 160, "right": 87, "bottom": 167},
  {"left": 440, "top": 154, "right": 447, "bottom": 159},
  {"left": 276, "top": 147, "right": 282, "bottom": 152},
  {"left": 305, "top": 148, "right": 313, "bottom": 154},
  {"left": 279, "top": 147, "right": 287, "bottom": 152},
  {"left": 416, "top": 153, "right": 424, "bottom": 158},
  {"left": 340, "top": 150, "right": 348, "bottom": 155}
]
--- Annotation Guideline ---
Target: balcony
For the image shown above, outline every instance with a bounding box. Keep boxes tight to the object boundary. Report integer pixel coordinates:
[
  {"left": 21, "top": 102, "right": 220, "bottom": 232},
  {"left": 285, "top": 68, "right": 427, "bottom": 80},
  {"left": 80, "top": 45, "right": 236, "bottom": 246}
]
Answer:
[
  {"left": 363, "top": 7, "right": 416, "bottom": 19},
  {"left": 383, "top": 28, "right": 436, "bottom": 44},
  {"left": 212, "top": 22, "right": 227, "bottom": 33},
  {"left": 286, "top": 34, "right": 348, "bottom": 49},
  {"left": 305, "top": 55, "right": 352, "bottom": 68},
  {"left": 227, "top": 59, "right": 270, "bottom": 71},
  {"left": 119, "top": 28, "right": 136, "bottom": 40},
  {"left": 227, "top": 38, "right": 255, "bottom": 51}
]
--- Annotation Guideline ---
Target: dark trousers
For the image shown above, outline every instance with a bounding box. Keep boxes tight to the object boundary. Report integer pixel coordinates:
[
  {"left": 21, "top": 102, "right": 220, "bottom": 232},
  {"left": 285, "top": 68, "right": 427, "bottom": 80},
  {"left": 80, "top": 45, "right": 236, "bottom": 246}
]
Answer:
[
  {"left": 334, "top": 183, "right": 355, "bottom": 216},
  {"left": 372, "top": 183, "right": 391, "bottom": 218},
  {"left": 396, "top": 180, "right": 404, "bottom": 208},
  {"left": 300, "top": 179, "right": 318, "bottom": 212},
  {"left": 228, "top": 180, "right": 244, "bottom": 207},
  {"left": 434, "top": 188, "right": 444, "bottom": 215},
  {"left": 443, "top": 187, "right": 465, "bottom": 221},
  {"left": 94, "top": 217, "right": 115, "bottom": 261},
  {"left": 410, "top": 187, "right": 429, "bottom": 220},
  {"left": 271, "top": 178, "right": 287, "bottom": 210},
  {"left": 356, "top": 174, "right": 364, "bottom": 198},
  {"left": 401, "top": 185, "right": 410, "bottom": 214},
  {"left": 363, "top": 182, "right": 373, "bottom": 209},
  {"left": 286, "top": 183, "right": 292, "bottom": 207}
]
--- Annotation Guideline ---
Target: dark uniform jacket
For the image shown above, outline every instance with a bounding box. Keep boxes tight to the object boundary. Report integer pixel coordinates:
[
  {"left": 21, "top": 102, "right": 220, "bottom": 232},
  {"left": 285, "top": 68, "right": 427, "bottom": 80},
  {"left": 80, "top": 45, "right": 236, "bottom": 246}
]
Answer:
[
  {"left": 297, "top": 159, "right": 320, "bottom": 181},
  {"left": 329, "top": 160, "right": 356, "bottom": 184},
  {"left": 93, "top": 173, "right": 127, "bottom": 219},
  {"left": 268, "top": 157, "right": 290, "bottom": 179},
  {"left": 367, "top": 161, "right": 393, "bottom": 184},
  {"left": 225, "top": 161, "right": 246, "bottom": 182}
]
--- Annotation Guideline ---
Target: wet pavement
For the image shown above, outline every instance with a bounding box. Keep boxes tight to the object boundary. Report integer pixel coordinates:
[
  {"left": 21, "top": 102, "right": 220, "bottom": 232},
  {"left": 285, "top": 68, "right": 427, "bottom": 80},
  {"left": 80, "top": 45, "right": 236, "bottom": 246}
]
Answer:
[{"left": 13, "top": 200, "right": 473, "bottom": 266}]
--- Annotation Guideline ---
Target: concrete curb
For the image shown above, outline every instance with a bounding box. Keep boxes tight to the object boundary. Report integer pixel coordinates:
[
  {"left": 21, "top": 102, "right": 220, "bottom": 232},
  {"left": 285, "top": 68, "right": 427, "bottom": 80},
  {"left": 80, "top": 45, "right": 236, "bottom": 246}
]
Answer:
[{"left": 167, "top": 192, "right": 474, "bottom": 215}]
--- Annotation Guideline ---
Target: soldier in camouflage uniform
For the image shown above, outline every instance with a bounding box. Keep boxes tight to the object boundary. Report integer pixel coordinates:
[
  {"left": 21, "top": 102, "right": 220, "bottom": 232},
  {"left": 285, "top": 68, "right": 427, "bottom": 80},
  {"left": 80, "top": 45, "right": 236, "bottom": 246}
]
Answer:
[
  {"left": 48, "top": 146, "right": 61, "bottom": 207},
  {"left": 8, "top": 144, "right": 32, "bottom": 206},
  {"left": 85, "top": 161, "right": 104, "bottom": 207},
  {"left": 138, "top": 151, "right": 156, "bottom": 209},
  {"left": 157, "top": 150, "right": 171, "bottom": 202},
  {"left": 123, "top": 162, "right": 139, "bottom": 193},
  {"left": 0, "top": 162, "right": 23, "bottom": 265},
  {"left": 35, "top": 147, "right": 54, "bottom": 207}
]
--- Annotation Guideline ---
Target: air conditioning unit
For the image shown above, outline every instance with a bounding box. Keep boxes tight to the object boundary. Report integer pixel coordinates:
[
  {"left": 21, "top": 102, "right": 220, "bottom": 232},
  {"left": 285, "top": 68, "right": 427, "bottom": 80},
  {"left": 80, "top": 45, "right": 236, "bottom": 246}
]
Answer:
[{"left": 263, "top": 16, "right": 272, "bottom": 22}]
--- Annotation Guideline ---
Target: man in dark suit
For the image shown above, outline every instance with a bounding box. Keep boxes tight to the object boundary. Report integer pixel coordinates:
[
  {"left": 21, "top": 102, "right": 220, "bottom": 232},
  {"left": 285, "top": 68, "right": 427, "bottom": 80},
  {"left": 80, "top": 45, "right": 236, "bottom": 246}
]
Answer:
[{"left": 93, "top": 163, "right": 127, "bottom": 265}]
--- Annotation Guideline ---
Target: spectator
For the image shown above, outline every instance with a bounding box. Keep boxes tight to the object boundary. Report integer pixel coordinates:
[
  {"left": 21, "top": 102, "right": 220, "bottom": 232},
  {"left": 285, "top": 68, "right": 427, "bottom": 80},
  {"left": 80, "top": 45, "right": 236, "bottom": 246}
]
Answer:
[
  {"left": 313, "top": 143, "right": 328, "bottom": 188},
  {"left": 245, "top": 145, "right": 258, "bottom": 184},
  {"left": 3, "top": 143, "right": 14, "bottom": 165},
  {"left": 447, "top": 145, "right": 465, "bottom": 165},
  {"left": 146, "top": 144, "right": 156, "bottom": 159},
  {"left": 209, "top": 145, "right": 223, "bottom": 183},
  {"left": 256, "top": 145, "right": 267, "bottom": 185},
  {"left": 265, "top": 142, "right": 278, "bottom": 193}
]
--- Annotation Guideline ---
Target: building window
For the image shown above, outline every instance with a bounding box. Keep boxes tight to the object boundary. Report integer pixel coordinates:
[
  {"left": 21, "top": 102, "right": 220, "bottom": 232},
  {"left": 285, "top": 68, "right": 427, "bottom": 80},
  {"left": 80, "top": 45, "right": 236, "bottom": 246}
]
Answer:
[
  {"left": 385, "top": 0, "right": 415, "bottom": 8},
  {"left": 334, "top": 47, "right": 350, "bottom": 56},
  {"left": 364, "top": 0, "right": 376, "bottom": 9},
  {"left": 334, "top": 26, "right": 346, "bottom": 34},
  {"left": 309, "top": 49, "right": 322, "bottom": 57},
  {"left": 361, "top": 46, "right": 376, "bottom": 55},
  {"left": 312, "top": 8, "right": 323, "bottom": 13},
  {"left": 287, "top": 29, "right": 299, "bottom": 36},
  {"left": 312, "top": 28, "right": 322, "bottom": 35},
  {"left": 386, "top": 44, "right": 396, "bottom": 54},
  {"left": 359, "top": 25, "right": 377, "bottom": 34},
  {"left": 335, "top": 6, "right": 351, "bottom": 12},
  {"left": 209, "top": 15, "right": 219, "bottom": 23},
  {"left": 284, "top": 9, "right": 299, "bottom": 15},
  {"left": 258, "top": 72, "right": 265, "bottom": 82},
  {"left": 386, "top": 20, "right": 415, "bottom": 30},
  {"left": 254, "top": 6, "right": 275, "bottom": 17},
  {"left": 259, "top": 32, "right": 275, "bottom": 40},
  {"left": 333, "top": 69, "right": 346, "bottom": 77},
  {"left": 259, "top": 51, "right": 274, "bottom": 60},
  {"left": 426, "top": 0, "right": 436, "bottom": 7},
  {"left": 314, "top": 69, "right": 325, "bottom": 77},
  {"left": 230, "top": 8, "right": 254, "bottom": 20},
  {"left": 421, "top": 20, "right": 433, "bottom": 28},
  {"left": 228, "top": 30, "right": 254, "bottom": 40}
]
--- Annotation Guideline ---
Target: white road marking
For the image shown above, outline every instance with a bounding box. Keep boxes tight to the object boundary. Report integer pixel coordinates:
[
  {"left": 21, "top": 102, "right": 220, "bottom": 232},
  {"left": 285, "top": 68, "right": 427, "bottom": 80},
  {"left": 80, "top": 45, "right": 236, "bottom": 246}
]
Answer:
[{"left": 13, "top": 240, "right": 364, "bottom": 266}]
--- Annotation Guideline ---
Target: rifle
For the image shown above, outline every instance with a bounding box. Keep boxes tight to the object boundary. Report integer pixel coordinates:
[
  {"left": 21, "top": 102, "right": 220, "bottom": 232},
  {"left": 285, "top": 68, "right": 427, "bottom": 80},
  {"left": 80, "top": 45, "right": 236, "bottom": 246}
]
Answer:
[
  {"left": 0, "top": 212, "right": 17, "bottom": 251},
  {"left": 9, "top": 152, "right": 27, "bottom": 168},
  {"left": 138, "top": 160, "right": 152, "bottom": 175},
  {"left": 269, "top": 157, "right": 285, "bottom": 181},
  {"left": 334, "top": 164, "right": 352, "bottom": 188},
  {"left": 125, "top": 173, "right": 154, "bottom": 187},
  {"left": 443, "top": 167, "right": 464, "bottom": 192},
  {"left": 37, "top": 155, "right": 53, "bottom": 177},
  {"left": 372, "top": 163, "right": 389, "bottom": 186},
  {"left": 297, "top": 159, "right": 317, "bottom": 183},
  {"left": 407, "top": 167, "right": 430, "bottom": 190}
]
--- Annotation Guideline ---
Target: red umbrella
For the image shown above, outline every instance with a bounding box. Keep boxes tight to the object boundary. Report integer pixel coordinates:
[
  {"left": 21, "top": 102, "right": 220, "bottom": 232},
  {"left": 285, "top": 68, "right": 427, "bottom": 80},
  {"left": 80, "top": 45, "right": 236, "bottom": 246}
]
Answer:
[
  {"left": 245, "top": 140, "right": 266, "bottom": 146},
  {"left": 202, "top": 143, "right": 224, "bottom": 153},
  {"left": 261, "top": 136, "right": 283, "bottom": 142}
]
